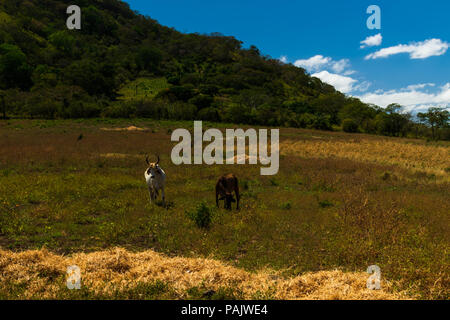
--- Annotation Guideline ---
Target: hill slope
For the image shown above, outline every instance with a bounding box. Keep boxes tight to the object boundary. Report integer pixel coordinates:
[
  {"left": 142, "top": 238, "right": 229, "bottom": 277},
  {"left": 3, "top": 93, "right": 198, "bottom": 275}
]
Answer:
[{"left": 0, "top": 0, "right": 378, "bottom": 127}]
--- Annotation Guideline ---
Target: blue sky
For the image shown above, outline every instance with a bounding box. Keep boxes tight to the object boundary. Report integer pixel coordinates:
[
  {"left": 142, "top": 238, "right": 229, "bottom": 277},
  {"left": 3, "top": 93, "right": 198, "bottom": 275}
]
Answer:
[{"left": 124, "top": 0, "right": 450, "bottom": 112}]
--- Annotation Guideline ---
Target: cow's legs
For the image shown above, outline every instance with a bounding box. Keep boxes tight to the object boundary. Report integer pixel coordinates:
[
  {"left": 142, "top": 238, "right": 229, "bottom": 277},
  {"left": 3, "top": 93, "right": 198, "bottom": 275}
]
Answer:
[
  {"left": 161, "top": 187, "right": 166, "bottom": 207},
  {"left": 148, "top": 187, "right": 154, "bottom": 204},
  {"left": 235, "top": 186, "right": 240, "bottom": 210}
]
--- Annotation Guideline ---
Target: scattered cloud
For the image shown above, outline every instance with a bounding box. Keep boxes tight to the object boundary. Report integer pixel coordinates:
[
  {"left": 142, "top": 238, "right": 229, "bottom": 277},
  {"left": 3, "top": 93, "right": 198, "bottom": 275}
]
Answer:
[
  {"left": 294, "top": 55, "right": 369, "bottom": 93},
  {"left": 311, "top": 71, "right": 357, "bottom": 93},
  {"left": 360, "top": 33, "right": 382, "bottom": 48},
  {"left": 403, "top": 83, "right": 435, "bottom": 91},
  {"left": 294, "top": 55, "right": 331, "bottom": 72},
  {"left": 279, "top": 55, "right": 288, "bottom": 63},
  {"left": 353, "top": 81, "right": 372, "bottom": 93},
  {"left": 343, "top": 70, "right": 356, "bottom": 76},
  {"left": 365, "top": 38, "right": 449, "bottom": 60},
  {"left": 357, "top": 83, "right": 450, "bottom": 113},
  {"left": 294, "top": 55, "right": 355, "bottom": 75},
  {"left": 330, "top": 59, "right": 350, "bottom": 73}
]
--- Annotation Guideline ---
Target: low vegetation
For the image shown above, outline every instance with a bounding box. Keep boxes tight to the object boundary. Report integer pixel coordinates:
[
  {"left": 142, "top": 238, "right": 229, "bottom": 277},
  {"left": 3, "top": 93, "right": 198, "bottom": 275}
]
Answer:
[{"left": 0, "top": 119, "right": 448, "bottom": 299}]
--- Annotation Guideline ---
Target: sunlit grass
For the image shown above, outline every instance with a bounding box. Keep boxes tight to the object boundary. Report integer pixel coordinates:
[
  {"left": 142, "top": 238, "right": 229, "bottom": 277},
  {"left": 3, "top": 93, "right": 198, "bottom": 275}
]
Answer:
[{"left": 0, "top": 119, "right": 448, "bottom": 299}]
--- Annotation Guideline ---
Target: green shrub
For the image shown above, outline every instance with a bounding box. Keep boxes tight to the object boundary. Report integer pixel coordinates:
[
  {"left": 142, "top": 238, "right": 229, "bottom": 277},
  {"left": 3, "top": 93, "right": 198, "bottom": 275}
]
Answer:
[
  {"left": 342, "top": 118, "right": 359, "bottom": 133},
  {"left": 311, "top": 114, "right": 332, "bottom": 130},
  {"left": 281, "top": 201, "right": 292, "bottom": 210},
  {"left": 186, "top": 202, "right": 214, "bottom": 229},
  {"left": 102, "top": 103, "right": 136, "bottom": 118},
  {"left": 318, "top": 200, "right": 333, "bottom": 208},
  {"left": 197, "top": 107, "right": 220, "bottom": 122},
  {"left": 189, "top": 94, "right": 213, "bottom": 109},
  {"left": 62, "top": 102, "right": 101, "bottom": 118}
]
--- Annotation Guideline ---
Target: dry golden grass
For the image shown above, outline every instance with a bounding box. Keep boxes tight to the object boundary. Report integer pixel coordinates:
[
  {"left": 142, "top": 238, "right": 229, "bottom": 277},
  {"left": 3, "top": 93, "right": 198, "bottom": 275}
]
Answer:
[
  {"left": 0, "top": 247, "right": 411, "bottom": 300},
  {"left": 281, "top": 137, "right": 450, "bottom": 179}
]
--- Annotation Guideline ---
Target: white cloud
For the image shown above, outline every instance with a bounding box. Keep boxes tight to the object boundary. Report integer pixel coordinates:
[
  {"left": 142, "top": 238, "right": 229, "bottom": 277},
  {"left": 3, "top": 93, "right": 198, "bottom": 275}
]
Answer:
[
  {"left": 279, "top": 55, "right": 288, "bottom": 63},
  {"left": 365, "top": 38, "right": 449, "bottom": 60},
  {"left": 293, "top": 55, "right": 368, "bottom": 93},
  {"left": 357, "top": 83, "right": 450, "bottom": 112},
  {"left": 360, "top": 33, "right": 382, "bottom": 48},
  {"left": 353, "top": 81, "right": 372, "bottom": 93},
  {"left": 343, "top": 70, "right": 356, "bottom": 76},
  {"left": 294, "top": 55, "right": 355, "bottom": 75},
  {"left": 294, "top": 55, "right": 331, "bottom": 71},
  {"left": 311, "top": 71, "right": 357, "bottom": 93},
  {"left": 403, "top": 83, "right": 435, "bottom": 91},
  {"left": 331, "top": 59, "right": 350, "bottom": 73}
]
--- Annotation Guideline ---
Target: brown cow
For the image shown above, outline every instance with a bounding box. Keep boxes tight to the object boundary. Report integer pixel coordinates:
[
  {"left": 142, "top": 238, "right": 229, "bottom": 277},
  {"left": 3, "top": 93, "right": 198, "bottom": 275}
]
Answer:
[{"left": 216, "top": 173, "right": 240, "bottom": 210}]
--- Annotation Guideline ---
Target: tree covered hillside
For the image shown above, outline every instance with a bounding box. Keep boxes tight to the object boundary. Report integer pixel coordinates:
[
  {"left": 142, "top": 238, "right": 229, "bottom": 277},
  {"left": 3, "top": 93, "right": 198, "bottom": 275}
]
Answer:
[{"left": 0, "top": 0, "right": 448, "bottom": 138}]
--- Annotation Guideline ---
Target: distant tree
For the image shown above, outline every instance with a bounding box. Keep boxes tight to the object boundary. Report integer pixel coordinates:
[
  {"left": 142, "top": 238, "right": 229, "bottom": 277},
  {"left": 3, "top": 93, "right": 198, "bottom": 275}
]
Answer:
[
  {"left": 65, "top": 59, "right": 117, "bottom": 97},
  {"left": 189, "top": 94, "right": 213, "bottom": 110},
  {"left": 339, "top": 98, "right": 377, "bottom": 131},
  {"left": 82, "top": 5, "right": 117, "bottom": 37},
  {"left": 0, "top": 44, "right": 33, "bottom": 90},
  {"left": 417, "top": 107, "right": 450, "bottom": 140},
  {"left": 136, "top": 46, "right": 162, "bottom": 73},
  {"left": 384, "top": 103, "right": 410, "bottom": 137},
  {"left": 342, "top": 118, "right": 359, "bottom": 133},
  {"left": 49, "top": 31, "right": 76, "bottom": 55}
]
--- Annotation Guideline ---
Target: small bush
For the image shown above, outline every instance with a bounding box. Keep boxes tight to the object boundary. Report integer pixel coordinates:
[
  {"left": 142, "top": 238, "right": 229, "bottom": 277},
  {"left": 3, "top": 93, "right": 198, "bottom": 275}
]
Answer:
[
  {"left": 186, "top": 202, "right": 213, "bottom": 229},
  {"left": 318, "top": 200, "right": 333, "bottom": 208},
  {"left": 381, "top": 171, "right": 391, "bottom": 181},
  {"left": 281, "top": 201, "right": 292, "bottom": 210},
  {"left": 241, "top": 179, "right": 250, "bottom": 190}
]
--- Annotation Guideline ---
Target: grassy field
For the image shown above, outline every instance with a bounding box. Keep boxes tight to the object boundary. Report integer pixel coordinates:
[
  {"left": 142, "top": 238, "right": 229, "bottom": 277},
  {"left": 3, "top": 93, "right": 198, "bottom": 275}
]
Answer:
[{"left": 0, "top": 119, "right": 449, "bottom": 299}]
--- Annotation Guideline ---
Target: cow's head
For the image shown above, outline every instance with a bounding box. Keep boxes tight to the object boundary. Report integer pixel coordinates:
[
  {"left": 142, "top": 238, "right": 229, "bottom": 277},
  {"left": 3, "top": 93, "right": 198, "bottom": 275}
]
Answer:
[
  {"left": 220, "top": 192, "right": 235, "bottom": 210},
  {"left": 146, "top": 155, "right": 161, "bottom": 177}
]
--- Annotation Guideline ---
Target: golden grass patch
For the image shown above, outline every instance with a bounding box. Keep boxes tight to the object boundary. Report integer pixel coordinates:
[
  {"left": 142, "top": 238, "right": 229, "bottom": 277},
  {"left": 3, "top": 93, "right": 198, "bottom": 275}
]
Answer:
[
  {"left": 0, "top": 247, "right": 411, "bottom": 300},
  {"left": 281, "top": 138, "right": 450, "bottom": 178}
]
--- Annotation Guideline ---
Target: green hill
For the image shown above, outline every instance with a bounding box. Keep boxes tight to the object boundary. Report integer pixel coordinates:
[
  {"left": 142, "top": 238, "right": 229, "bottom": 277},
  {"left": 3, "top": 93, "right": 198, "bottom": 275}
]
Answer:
[{"left": 0, "top": 0, "right": 448, "bottom": 139}]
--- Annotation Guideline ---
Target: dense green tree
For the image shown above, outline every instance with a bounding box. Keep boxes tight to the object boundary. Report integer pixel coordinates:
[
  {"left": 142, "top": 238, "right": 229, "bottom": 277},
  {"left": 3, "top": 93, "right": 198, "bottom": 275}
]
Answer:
[
  {"left": 0, "top": 44, "right": 33, "bottom": 90},
  {"left": 48, "top": 31, "right": 76, "bottom": 56},
  {"left": 136, "top": 46, "right": 163, "bottom": 73},
  {"left": 65, "top": 59, "right": 117, "bottom": 97}
]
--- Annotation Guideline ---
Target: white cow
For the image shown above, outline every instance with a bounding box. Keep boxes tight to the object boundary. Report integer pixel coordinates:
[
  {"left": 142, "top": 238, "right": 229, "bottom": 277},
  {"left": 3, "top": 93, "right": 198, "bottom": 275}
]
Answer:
[{"left": 144, "top": 155, "right": 166, "bottom": 206}]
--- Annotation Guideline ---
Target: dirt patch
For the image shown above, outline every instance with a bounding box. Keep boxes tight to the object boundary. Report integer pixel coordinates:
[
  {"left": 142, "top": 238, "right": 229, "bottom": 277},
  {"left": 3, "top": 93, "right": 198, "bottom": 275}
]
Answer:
[
  {"left": 0, "top": 247, "right": 412, "bottom": 300},
  {"left": 100, "top": 126, "right": 147, "bottom": 131}
]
